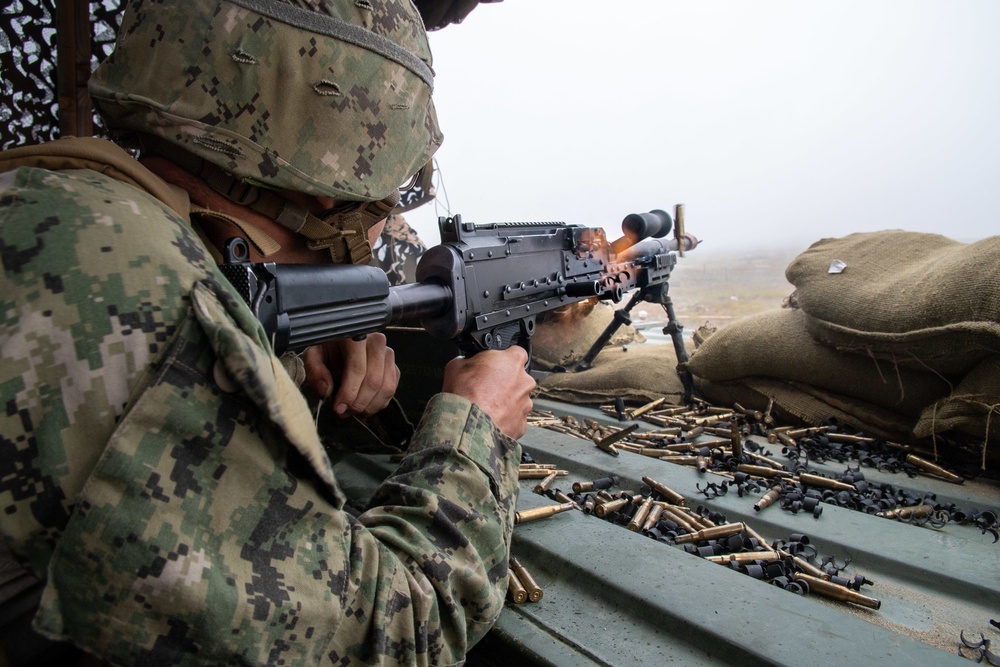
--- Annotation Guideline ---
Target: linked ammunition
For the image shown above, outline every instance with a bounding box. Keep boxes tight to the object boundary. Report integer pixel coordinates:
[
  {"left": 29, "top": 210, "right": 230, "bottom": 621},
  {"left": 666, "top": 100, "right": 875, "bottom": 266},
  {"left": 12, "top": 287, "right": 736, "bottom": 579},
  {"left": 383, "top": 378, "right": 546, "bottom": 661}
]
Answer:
[
  {"left": 510, "top": 558, "right": 543, "bottom": 602},
  {"left": 515, "top": 502, "right": 576, "bottom": 525},
  {"left": 793, "top": 573, "right": 881, "bottom": 609}
]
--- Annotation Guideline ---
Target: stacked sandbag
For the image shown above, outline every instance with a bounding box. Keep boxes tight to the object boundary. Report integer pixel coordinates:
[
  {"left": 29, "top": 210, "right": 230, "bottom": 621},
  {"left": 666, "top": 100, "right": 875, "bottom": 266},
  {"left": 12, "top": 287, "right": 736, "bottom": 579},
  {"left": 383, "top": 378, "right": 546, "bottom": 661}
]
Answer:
[
  {"left": 537, "top": 345, "right": 686, "bottom": 406},
  {"left": 532, "top": 301, "right": 684, "bottom": 406},
  {"left": 786, "top": 231, "right": 1000, "bottom": 374},
  {"left": 531, "top": 301, "right": 645, "bottom": 371},
  {"left": 687, "top": 230, "right": 1000, "bottom": 467}
]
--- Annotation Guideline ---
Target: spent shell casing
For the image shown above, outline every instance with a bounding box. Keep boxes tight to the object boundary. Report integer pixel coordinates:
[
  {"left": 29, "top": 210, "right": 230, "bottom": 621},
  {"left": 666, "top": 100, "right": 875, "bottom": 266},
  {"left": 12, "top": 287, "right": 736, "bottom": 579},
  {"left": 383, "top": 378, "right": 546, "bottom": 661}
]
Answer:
[
  {"left": 905, "top": 454, "right": 964, "bottom": 484},
  {"left": 674, "top": 522, "right": 747, "bottom": 544},
  {"left": 736, "top": 464, "right": 793, "bottom": 479},
  {"left": 510, "top": 558, "right": 543, "bottom": 602},
  {"left": 507, "top": 569, "right": 528, "bottom": 604},
  {"left": 626, "top": 496, "right": 655, "bottom": 532},
  {"left": 594, "top": 496, "right": 631, "bottom": 518},
  {"left": 641, "top": 476, "right": 687, "bottom": 506},
  {"left": 797, "top": 473, "right": 856, "bottom": 491},
  {"left": 515, "top": 502, "right": 576, "bottom": 525},
  {"left": 753, "top": 486, "right": 783, "bottom": 512},
  {"left": 533, "top": 471, "right": 560, "bottom": 494},
  {"left": 793, "top": 573, "right": 881, "bottom": 609},
  {"left": 877, "top": 504, "right": 935, "bottom": 520},
  {"left": 704, "top": 550, "right": 782, "bottom": 564}
]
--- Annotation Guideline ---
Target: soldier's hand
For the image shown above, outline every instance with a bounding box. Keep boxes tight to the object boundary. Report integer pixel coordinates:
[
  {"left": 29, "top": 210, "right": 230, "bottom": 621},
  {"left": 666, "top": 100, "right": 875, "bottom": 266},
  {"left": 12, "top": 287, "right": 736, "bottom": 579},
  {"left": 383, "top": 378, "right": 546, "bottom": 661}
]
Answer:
[
  {"left": 302, "top": 333, "right": 400, "bottom": 417},
  {"left": 442, "top": 347, "right": 536, "bottom": 439}
]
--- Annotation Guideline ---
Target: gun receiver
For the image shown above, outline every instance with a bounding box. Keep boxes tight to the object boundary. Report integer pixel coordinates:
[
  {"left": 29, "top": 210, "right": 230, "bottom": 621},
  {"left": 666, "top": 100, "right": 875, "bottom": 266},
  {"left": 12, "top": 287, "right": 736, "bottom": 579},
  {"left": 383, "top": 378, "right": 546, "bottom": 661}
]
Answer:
[{"left": 219, "top": 209, "right": 697, "bottom": 373}]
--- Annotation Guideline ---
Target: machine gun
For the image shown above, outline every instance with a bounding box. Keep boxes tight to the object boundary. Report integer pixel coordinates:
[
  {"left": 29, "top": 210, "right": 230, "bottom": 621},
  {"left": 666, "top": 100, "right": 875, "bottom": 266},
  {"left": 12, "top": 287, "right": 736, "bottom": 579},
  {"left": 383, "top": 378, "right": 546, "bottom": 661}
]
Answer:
[{"left": 219, "top": 208, "right": 698, "bottom": 391}]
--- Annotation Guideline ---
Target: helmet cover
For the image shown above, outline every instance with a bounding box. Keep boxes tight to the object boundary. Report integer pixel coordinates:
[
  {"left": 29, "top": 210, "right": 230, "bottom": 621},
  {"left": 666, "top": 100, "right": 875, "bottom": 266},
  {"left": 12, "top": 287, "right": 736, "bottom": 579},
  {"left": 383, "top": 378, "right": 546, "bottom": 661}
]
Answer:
[{"left": 89, "top": 0, "right": 442, "bottom": 202}]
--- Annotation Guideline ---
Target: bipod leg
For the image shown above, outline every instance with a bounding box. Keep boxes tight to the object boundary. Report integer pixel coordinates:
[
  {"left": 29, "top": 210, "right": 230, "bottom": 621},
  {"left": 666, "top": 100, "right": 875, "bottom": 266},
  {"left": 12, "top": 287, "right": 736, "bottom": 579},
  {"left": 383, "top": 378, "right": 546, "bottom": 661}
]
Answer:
[
  {"left": 566, "top": 291, "right": 644, "bottom": 372},
  {"left": 659, "top": 286, "right": 694, "bottom": 403}
]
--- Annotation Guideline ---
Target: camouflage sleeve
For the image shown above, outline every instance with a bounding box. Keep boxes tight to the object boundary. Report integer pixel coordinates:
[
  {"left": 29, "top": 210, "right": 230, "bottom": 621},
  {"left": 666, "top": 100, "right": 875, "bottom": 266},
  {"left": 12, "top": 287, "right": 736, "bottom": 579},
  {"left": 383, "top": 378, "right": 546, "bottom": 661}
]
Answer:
[
  {"left": 1, "top": 165, "right": 520, "bottom": 666},
  {"left": 354, "top": 393, "right": 521, "bottom": 661}
]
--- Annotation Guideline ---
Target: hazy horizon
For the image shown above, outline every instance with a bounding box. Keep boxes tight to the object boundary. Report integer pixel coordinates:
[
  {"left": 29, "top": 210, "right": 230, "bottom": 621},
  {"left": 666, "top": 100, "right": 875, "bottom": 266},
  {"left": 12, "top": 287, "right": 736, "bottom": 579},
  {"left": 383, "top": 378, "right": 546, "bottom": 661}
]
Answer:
[{"left": 403, "top": 1, "right": 999, "bottom": 256}]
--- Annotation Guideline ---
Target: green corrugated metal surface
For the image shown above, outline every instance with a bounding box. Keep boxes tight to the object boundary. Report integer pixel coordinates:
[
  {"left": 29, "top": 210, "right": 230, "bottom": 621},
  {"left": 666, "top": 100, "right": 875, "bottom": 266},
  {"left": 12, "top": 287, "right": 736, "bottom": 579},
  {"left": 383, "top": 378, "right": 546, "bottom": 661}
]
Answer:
[{"left": 333, "top": 397, "right": 999, "bottom": 666}]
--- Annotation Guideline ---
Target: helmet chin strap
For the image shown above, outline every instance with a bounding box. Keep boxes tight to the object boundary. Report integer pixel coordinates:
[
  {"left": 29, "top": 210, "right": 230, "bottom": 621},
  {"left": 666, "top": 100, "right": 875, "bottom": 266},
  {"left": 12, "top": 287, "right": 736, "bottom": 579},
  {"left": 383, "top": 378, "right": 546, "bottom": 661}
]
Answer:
[{"left": 145, "top": 136, "right": 397, "bottom": 264}]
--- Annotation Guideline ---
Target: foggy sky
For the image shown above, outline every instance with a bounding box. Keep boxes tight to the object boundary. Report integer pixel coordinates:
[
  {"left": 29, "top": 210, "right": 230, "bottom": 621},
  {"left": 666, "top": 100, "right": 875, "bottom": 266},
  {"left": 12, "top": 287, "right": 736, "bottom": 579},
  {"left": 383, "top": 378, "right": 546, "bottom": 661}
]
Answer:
[{"left": 405, "top": 1, "right": 1000, "bottom": 255}]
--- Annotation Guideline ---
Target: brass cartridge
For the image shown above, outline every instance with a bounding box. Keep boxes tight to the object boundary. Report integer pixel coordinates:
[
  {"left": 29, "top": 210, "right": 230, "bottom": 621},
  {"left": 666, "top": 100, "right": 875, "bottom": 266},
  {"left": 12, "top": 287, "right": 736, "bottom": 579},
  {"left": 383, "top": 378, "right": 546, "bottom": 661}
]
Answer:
[
  {"left": 533, "top": 471, "right": 560, "bottom": 494},
  {"left": 736, "top": 464, "right": 793, "bottom": 479},
  {"left": 642, "top": 503, "right": 666, "bottom": 532},
  {"left": 877, "top": 504, "right": 935, "bottom": 520},
  {"left": 519, "top": 468, "right": 567, "bottom": 480},
  {"left": 729, "top": 416, "right": 743, "bottom": 458},
  {"left": 626, "top": 496, "right": 656, "bottom": 532},
  {"left": 674, "top": 522, "right": 747, "bottom": 545},
  {"left": 704, "top": 551, "right": 782, "bottom": 564},
  {"left": 745, "top": 451, "right": 786, "bottom": 470},
  {"left": 797, "top": 473, "right": 855, "bottom": 492},
  {"left": 753, "top": 486, "right": 782, "bottom": 512},
  {"left": 515, "top": 502, "right": 575, "bottom": 525},
  {"left": 658, "top": 506, "right": 699, "bottom": 533},
  {"left": 628, "top": 397, "right": 667, "bottom": 419},
  {"left": 510, "top": 558, "right": 543, "bottom": 602},
  {"left": 905, "top": 454, "right": 964, "bottom": 483},
  {"left": 594, "top": 497, "right": 630, "bottom": 518},
  {"left": 641, "top": 476, "right": 687, "bottom": 506},
  {"left": 793, "top": 573, "right": 881, "bottom": 609},
  {"left": 507, "top": 569, "right": 528, "bottom": 604}
]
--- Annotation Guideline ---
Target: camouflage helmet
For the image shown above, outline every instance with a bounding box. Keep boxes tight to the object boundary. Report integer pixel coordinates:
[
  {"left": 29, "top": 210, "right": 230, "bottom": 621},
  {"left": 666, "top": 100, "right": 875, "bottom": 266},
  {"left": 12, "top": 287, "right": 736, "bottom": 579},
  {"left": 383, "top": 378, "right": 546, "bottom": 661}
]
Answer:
[{"left": 89, "top": 0, "right": 442, "bottom": 203}]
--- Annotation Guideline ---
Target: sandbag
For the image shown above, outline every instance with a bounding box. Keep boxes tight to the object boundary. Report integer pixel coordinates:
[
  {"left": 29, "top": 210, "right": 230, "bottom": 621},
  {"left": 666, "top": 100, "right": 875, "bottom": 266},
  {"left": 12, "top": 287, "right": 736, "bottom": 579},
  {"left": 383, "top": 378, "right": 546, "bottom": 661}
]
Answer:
[
  {"left": 914, "top": 355, "right": 1000, "bottom": 468},
  {"left": 537, "top": 344, "right": 685, "bottom": 407},
  {"left": 685, "top": 308, "right": 951, "bottom": 417},
  {"left": 532, "top": 301, "right": 644, "bottom": 371},
  {"left": 786, "top": 231, "right": 1000, "bottom": 374},
  {"left": 695, "top": 377, "right": 917, "bottom": 441}
]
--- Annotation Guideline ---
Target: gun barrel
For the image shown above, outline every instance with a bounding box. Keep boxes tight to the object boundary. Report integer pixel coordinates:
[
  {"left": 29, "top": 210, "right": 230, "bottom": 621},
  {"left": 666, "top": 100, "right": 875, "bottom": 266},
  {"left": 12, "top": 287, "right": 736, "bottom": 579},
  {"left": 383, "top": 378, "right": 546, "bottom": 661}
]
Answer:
[{"left": 387, "top": 282, "right": 453, "bottom": 323}]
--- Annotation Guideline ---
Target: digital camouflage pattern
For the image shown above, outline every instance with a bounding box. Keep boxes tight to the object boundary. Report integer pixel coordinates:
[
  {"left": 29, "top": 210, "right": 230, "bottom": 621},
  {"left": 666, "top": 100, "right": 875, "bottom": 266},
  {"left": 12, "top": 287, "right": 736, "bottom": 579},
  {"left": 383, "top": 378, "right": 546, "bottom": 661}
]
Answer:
[
  {"left": 373, "top": 213, "right": 428, "bottom": 285},
  {"left": 89, "top": 0, "right": 443, "bottom": 202},
  {"left": 0, "top": 156, "right": 520, "bottom": 665}
]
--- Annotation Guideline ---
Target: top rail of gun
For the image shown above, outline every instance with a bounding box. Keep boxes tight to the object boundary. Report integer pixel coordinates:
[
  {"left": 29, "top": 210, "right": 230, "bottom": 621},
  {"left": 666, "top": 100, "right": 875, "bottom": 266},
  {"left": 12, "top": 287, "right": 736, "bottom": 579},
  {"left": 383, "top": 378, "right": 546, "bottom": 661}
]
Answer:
[{"left": 467, "top": 221, "right": 571, "bottom": 230}]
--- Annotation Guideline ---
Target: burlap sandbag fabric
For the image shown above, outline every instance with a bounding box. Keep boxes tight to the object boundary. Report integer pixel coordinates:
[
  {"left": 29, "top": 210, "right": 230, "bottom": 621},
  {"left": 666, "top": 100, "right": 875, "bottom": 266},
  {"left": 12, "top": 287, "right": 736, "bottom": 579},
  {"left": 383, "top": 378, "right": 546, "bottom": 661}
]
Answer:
[
  {"left": 532, "top": 303, "right": 685, "bottom": 406},
  {"left": 686, "top": 230, "right": 1000, "bottom": 469}
]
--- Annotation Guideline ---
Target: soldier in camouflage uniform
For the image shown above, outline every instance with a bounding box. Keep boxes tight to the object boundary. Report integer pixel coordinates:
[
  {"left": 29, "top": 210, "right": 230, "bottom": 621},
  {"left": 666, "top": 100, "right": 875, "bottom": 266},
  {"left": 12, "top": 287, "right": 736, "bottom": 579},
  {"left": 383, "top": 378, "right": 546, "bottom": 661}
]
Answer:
[{"left": 0, "top": 0, "right": 534, "bottom": 665}]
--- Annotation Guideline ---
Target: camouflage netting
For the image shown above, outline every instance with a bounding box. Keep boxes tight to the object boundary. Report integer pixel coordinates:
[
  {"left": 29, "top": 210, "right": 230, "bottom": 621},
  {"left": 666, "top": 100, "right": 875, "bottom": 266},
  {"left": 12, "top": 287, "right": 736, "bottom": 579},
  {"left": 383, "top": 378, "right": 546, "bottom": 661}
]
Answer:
[{"left": 686, "top": 230, "right": 1000, "bottom": 470}]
